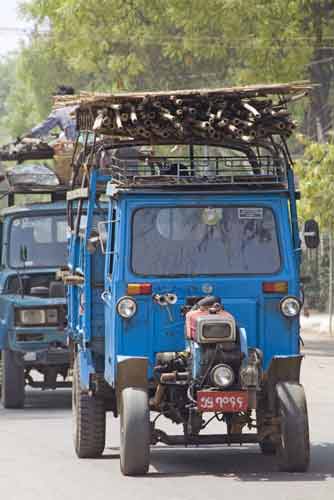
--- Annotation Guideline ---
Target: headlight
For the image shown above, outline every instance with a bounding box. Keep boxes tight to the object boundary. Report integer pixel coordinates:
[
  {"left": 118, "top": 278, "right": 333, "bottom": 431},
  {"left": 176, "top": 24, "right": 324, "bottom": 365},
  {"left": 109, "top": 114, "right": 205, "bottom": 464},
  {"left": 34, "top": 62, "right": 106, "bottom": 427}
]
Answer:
[
  {"left": 16, "top": 308, "right": 59, "bottom": 326},
  {"left": 211, "top": 364, "right": 235, "bottom": 388},
  {"left": 280, "top": 296, "right": 301, "bottom": 318},
  {"left": 116, "top": 297, "right": 137, "bottom": 319}
]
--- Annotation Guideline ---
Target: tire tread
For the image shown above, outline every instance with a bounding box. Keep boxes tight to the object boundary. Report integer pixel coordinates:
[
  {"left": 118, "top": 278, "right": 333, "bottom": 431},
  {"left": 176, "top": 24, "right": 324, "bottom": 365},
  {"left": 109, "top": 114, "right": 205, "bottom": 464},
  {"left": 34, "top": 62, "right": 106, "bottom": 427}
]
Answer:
[{"left": 73, "top": 357, "right": 106, "bottom": 458}]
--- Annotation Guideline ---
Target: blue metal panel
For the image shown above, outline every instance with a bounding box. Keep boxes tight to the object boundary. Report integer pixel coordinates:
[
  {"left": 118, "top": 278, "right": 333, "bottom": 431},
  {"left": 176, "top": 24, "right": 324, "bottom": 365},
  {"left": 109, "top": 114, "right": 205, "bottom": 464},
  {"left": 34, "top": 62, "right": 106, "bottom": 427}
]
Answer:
[
  {"left": 78, "top": 348, "right": 96, "bottom": 392},
  {"left": 0, "top": 295, "right": 67, "bottom": 352},
  {"left": 103, "top": 191, "right": 299, "bottom": 377},
  {"left": 68, "top": 182, "right": 302, "bottom": 389}
]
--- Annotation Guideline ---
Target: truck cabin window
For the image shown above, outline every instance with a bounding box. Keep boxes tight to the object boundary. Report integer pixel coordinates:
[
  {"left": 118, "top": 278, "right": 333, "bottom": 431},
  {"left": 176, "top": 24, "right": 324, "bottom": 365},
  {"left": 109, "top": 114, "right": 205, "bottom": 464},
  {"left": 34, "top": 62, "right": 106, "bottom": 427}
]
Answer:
[
  {"left": 9, "top": 215, "right": 67, "bottom": 268},
  {"left": 132, "top": 206, "right": 281, "bottom": 276}
]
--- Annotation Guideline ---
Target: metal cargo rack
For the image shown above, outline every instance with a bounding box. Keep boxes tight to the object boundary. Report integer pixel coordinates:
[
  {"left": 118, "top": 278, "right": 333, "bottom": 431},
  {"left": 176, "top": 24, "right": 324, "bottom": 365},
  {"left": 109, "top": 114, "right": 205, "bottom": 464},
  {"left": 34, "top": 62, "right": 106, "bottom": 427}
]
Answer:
[
  {"left": 0, "top": 141, "right": 67, "bottom": 206},
  {"left": 0, "top": 141, "right": 54, "bottom": 163},
  {"left": 108, "top": 154, "right": 287, "bottom": 188}
]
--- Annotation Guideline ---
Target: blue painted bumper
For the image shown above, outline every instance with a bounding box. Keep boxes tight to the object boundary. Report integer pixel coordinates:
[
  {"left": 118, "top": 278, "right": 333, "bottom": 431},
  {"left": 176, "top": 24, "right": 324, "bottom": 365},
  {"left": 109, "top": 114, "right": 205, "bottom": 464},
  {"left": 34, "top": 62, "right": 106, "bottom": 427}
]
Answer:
[{"left": 8, "top": 326, "right": 67, "bottom": 353}]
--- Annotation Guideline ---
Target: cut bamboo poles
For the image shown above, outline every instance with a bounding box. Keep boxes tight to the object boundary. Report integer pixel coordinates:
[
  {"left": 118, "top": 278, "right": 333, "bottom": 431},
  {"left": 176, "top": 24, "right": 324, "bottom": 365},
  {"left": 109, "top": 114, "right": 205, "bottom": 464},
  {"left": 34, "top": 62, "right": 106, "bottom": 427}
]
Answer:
[{"left": 54, "top": 82, "right": 312, "bottom": 147}]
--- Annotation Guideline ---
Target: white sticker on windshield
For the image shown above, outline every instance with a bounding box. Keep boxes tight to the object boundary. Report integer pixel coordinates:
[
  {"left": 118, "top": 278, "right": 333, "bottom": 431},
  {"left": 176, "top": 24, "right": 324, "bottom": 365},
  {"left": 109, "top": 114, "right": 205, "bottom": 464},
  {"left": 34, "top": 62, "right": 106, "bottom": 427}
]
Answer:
[
  {"left": 21, "top": 218, "right": 34, "bottom": 228},
  {"left": 238, "top": 208, "right": 263, "bottom": 220}
]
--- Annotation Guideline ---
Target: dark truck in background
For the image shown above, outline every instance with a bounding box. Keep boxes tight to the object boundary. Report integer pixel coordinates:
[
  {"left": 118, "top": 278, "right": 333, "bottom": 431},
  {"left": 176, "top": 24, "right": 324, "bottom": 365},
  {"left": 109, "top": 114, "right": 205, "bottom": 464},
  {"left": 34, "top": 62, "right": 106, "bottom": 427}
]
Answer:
[{"left": 0, "top": 153, "right": 70, "bottom": 408}]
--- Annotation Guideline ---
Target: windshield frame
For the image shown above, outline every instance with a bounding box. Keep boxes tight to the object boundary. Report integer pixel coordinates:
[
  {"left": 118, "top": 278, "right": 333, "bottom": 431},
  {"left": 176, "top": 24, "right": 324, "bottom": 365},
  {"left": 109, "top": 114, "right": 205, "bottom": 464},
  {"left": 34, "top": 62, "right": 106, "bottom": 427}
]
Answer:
[
  {"left": 130, "top": 204, "right": 283, "bottom": 277},
  {"left": 7, "top": 211, "right": 67, "bottom": 270}
]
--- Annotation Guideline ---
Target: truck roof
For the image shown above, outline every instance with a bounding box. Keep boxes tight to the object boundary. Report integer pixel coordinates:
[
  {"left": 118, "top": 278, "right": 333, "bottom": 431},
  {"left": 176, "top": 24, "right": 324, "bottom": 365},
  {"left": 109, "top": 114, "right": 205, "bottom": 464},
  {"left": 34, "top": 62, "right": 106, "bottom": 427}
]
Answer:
[{"left": 0, "top": 200, "right": 66, "bottom": 217}]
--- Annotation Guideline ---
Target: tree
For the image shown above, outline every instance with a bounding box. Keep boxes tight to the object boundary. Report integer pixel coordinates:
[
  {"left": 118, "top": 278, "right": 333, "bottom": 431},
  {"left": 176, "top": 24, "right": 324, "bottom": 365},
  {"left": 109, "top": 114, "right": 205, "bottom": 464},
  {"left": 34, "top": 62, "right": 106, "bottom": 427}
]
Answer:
[
  {"left": 295, "top": 139, "right": 334, "bottom": 229},
  {"left": 19, "top": 1, "right": 334, "bottom": 138},
  {"left": 0, "top": 56, "right": 17, "bottom": 143},
  {"left": 295, "top": 138, "right": 334, "bottom": 333},
  {"left": 2, "top": 35, "right": 92, "bottom": 138}
]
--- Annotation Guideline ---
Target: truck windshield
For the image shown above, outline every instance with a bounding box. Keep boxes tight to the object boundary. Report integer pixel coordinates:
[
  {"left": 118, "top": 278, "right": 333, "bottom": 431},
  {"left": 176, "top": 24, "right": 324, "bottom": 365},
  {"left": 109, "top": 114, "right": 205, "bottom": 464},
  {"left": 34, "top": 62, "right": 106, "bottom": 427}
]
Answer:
[
  {"left": 9, "top": 214, "right": 67, "bottom": 269},
  {"left": 132, "top": 206, "right": 281, "bottom": 276}
]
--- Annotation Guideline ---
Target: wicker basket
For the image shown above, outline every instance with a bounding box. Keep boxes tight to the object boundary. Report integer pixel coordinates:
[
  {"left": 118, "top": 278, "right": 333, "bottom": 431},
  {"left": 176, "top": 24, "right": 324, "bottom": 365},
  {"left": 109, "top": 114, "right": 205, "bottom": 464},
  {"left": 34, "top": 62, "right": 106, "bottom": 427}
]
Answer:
[{"left": 53, "top": 149, "right": 74, "bottom": 185}]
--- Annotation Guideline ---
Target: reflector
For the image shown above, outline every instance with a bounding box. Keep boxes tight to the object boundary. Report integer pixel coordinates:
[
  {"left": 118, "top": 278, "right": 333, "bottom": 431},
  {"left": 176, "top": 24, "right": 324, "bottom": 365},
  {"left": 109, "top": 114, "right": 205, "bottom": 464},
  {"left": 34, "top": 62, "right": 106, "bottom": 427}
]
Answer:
[{"left": 127, "top": 283, "right": 152, "bottom": 295}]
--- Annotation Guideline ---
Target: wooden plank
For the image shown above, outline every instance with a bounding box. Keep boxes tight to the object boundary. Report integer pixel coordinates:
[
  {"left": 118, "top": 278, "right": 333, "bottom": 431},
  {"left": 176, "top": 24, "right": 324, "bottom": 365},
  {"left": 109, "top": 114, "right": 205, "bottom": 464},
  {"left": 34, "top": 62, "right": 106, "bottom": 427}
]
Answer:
[
  {"left": 62, "top": 274, "right": 85, "bottom": 285},
  {"left": 54, "top": 81, "right": 313, "bottom": 109},
  {"left": 66, "top": 188, "right": 89, "bottom": 201}
]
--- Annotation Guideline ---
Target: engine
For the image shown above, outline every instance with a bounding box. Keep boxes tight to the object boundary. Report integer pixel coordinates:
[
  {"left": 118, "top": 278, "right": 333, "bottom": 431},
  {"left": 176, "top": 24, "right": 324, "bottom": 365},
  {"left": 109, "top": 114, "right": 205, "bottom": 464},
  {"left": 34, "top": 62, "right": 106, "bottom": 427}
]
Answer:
[
  {"left": 185, "top": 297, "right": 243, "bottom": 388},
  {"left": 151, "top": 296, "right": 262, "bottom": 438}
]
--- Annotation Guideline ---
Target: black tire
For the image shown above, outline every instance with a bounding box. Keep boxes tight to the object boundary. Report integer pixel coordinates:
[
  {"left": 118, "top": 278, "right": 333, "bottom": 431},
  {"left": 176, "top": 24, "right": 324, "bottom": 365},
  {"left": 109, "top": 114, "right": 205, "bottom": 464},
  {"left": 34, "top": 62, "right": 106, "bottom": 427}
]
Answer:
[
  {"left": 72, "top": 356, "right": 106, "bottom": 458},
  {"left": 1, "top": 350, "right": 25, "bottom": 409},
  {"left": 276, "top": 382, "right": 310, "bottom": 472},
  {"left": 120, "top": 387, "right": 150, "bottom": 475},
  {"left": 259, "top": 438, "right": 276, "bottom": 455},
  {"left": 256, "top": 395, "right": 276, "bottom": 456}
]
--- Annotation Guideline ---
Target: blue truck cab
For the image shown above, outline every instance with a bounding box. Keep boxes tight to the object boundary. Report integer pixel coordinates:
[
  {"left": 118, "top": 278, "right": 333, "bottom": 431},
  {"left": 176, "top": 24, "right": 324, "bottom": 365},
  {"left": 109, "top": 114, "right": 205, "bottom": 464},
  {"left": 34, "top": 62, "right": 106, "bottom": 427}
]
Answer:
[
  {"left": 0, "top": 165, "right": 69, "bottom": 408},
  {"left": 67, "top": 84, "right": 318, "bottom": 475}
]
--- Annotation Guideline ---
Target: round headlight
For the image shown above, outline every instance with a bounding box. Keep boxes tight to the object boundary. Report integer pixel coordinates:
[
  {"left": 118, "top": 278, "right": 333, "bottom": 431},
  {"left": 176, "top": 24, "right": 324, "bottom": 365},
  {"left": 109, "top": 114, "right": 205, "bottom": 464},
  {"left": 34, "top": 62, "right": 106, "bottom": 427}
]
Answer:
[
  {"left": 280, "top": 296, "right": 301, "bottom": 318},
  {"left": 211, "top": 364, "right": 235, "bottom": 388},
  {"left": 116, "top": 297, "right": 137, "bottom": 319}
]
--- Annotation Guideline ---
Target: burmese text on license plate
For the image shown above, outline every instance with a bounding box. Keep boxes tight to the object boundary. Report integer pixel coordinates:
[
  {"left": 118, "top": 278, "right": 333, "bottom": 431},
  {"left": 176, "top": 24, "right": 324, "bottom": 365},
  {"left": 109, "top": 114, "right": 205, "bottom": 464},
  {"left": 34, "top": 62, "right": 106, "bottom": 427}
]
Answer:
[{"left": 197, "top": 391, "right": 248, "bottom": 412}]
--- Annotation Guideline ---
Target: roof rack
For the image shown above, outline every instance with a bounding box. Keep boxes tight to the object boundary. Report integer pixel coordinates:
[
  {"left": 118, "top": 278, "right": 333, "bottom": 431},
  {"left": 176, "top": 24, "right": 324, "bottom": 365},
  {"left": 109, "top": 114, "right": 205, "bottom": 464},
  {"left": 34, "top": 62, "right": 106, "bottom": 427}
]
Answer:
[
  {"left": 106, "top": 153, "right": 287, "bottom": 189},
  {"left": 0, "top": 139, "right": 71, "bottom": 202}
]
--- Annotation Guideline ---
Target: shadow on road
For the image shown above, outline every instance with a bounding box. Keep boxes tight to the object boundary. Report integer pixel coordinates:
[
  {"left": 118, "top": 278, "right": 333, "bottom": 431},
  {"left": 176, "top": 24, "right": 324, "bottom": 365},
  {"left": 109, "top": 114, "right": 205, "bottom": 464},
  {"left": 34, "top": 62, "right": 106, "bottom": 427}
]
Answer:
[
  {"left": 145, "top": 442, "right": 334, "bottom": 480},
  {"left": 24, "top": 388, "right": 72, "bottom": 410},
  {"left": 0, "top": 389, "right": 72, "bottom": 414}
]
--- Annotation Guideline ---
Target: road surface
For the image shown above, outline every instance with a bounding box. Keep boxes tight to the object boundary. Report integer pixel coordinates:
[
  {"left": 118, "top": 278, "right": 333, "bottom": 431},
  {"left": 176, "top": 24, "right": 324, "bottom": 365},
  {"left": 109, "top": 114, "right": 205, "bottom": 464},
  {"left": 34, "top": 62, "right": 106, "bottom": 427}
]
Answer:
[{"left": 0, "top": 328, "right": 333, "bottom": 500}]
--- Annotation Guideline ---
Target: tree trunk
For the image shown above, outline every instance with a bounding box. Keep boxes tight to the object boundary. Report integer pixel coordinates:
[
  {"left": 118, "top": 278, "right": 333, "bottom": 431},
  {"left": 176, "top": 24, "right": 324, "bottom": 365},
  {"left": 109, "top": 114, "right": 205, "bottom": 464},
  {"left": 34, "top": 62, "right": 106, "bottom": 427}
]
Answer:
[
  {"left": 329, "top": 225, "right": 333, "bottom": 336},
  {"left": 304, "top": 2, "right": 334, "bottom": 140}
]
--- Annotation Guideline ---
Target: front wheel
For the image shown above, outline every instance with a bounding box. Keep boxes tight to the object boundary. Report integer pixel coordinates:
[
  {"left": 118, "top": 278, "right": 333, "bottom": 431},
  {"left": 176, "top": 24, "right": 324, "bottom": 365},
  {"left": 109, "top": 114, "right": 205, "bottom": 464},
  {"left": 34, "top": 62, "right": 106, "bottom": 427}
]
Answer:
[
  {"left": 276, "top": 382, "right": 310, "bottom": 472},
  {"left": 72, "top": 356, "right": 106, "bottom": 458},
  {"left": 120, "top": 387, "right": 150, "bottom": 475},
  {"left": 1, "top": 350, "right": 25, "bottom": 409}
]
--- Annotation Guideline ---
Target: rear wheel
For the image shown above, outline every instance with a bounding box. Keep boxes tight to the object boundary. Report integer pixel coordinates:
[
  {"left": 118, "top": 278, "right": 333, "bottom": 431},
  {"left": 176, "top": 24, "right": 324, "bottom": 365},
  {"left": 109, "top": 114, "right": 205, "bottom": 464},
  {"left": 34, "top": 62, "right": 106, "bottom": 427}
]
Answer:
[
  {"left": 1, "top": 350, "right": 25, "bottom": 409},
  {"left": 120, "top": 387, "right": 150, "bottom": 475},
  {"left": 72, "top": 356, "right": 106, "bottom": 458},
  {"left": 276, "top": 382, "right": 310, "bottom": 472}
]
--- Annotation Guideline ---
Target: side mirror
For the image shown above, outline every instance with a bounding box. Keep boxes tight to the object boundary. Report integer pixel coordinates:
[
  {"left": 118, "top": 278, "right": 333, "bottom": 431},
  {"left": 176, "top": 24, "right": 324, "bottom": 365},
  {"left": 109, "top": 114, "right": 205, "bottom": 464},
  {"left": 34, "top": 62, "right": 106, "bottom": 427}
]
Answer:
[{"left": 304, "top": 219, "right": 320, "bottom": 249}]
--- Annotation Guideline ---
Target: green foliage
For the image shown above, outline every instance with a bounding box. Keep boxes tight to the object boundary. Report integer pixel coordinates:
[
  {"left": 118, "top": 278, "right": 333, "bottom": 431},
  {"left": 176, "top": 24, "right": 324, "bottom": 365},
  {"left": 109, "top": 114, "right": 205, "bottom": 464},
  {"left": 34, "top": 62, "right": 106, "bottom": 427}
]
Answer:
[
  {"left": 1, "top": 35, "right": 92, "bottom": 138},
  {"left": 0, "top": 56, "right": 17, "bottom": 142},
  {"left": 295, "top": 138, "right": 334, "bottom": 230},
  {"left": 19, "top": 0, "right": 334, "bottom": 87},
  {"left": 0, "top": 0, "right": 331, "bottom": 140}
]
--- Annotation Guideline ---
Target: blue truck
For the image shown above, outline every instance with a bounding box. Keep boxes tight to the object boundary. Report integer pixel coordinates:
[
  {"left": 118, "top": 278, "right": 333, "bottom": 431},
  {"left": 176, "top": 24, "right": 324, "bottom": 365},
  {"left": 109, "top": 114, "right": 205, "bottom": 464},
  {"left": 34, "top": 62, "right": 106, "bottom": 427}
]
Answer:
[
  {"left": 66, "top": 83, "right": 318, "bottom": 475},
  {"left": 0, "top": 161, "right": 69, "bottom": 408}
]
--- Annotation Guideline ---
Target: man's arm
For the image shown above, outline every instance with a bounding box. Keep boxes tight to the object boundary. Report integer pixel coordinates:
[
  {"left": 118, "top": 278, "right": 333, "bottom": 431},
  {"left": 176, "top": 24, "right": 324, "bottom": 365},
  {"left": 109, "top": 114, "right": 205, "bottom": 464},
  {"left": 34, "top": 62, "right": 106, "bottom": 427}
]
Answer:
[{"left": 29, "top": 112, "right": 60, "bottom": 138}]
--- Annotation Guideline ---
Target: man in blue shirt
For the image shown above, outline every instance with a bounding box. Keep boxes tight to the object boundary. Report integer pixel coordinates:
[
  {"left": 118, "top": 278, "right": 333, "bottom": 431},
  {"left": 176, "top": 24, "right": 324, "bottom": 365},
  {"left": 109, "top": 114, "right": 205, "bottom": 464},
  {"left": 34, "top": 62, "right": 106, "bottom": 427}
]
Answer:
[{"left": 22, "top": 85, "right": 77, "bottom": 142}]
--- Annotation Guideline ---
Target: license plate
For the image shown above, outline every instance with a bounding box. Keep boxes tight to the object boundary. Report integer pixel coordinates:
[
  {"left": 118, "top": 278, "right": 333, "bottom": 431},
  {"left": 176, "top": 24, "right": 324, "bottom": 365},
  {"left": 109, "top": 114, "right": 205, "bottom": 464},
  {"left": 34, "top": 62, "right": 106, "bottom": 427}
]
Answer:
[{"left": 197, "top": 390, "right": 248, "bottom": 412}]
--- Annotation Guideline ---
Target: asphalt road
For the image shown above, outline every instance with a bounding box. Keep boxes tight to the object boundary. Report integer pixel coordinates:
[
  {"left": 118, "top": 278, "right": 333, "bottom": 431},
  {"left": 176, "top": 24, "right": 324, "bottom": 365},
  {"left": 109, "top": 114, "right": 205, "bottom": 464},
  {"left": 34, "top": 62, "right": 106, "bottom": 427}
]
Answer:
[{"left": 1, "top": 329, "right": 333, "bottom": 500}]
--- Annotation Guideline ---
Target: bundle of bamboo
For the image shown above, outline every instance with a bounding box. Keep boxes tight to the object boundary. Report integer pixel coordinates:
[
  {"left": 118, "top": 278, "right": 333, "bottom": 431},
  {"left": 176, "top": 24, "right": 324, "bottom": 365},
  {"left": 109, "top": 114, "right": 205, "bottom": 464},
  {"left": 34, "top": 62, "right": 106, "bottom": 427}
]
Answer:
[{"left": 54, "top": 81, "right": 312, "bottom": 147}]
